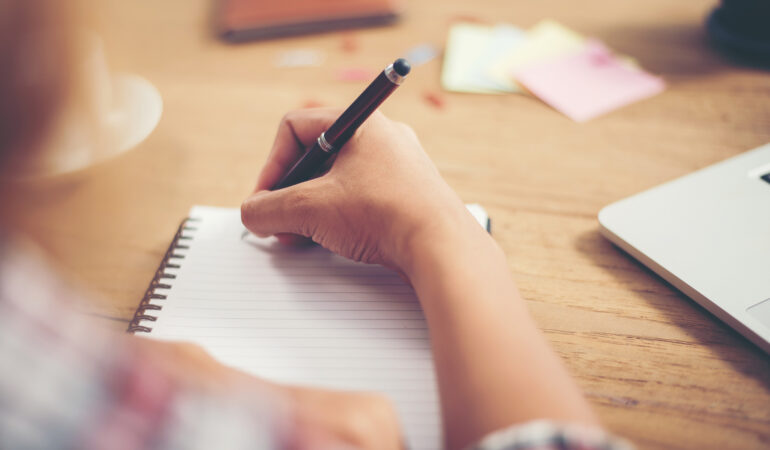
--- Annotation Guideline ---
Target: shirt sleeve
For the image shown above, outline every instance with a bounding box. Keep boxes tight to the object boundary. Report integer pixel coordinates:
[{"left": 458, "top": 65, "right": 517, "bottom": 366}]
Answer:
[
  {"left": 468, "top": 420, "right": 634, "bottom": 450},
  {"left": 0, "top": 237, "right": 289, "bottom": 449}
]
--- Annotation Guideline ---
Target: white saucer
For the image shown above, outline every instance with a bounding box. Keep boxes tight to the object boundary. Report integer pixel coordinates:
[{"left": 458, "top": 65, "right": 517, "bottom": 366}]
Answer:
[{"left": 13, "top": 72, "right": 162, "bottom": 178}]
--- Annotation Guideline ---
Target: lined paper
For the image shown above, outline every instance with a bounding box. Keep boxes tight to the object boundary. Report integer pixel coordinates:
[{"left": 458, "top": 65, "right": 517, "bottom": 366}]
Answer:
[{"left": 138, "top": 206, "right": 442, "bottom": 449}]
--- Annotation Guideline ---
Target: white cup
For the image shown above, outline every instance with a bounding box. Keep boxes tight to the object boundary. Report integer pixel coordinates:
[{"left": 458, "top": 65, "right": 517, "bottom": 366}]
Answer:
[{"left": 15, "top": 32, "right": 162, "bottom": 177}]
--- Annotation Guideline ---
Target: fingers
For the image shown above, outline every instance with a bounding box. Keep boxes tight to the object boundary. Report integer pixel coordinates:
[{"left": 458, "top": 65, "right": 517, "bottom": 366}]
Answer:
[
  {"left": 255, "top": 108, "right": 342, "bottom": 192},
  {"left": 275, "top": 233, "right": 314, "bottom": 247},
  {"left": 241, "top": 177, "right": 328, "bottom": 238},
  {"left": 284, "top": 386, "right": 403, "bottom": 450}
]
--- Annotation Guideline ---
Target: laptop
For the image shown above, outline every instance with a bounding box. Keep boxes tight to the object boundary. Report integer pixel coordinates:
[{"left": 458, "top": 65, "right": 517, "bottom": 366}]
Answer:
[{"left": 599, "top": 143, "right": 770, "bottom": 354}]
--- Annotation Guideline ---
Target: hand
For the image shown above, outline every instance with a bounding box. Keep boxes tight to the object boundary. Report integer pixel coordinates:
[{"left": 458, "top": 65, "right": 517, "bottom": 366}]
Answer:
[
  {"left": 241, "top": 108, "right": 480, "bottom": 273},
  {"left": 139, "top": 339, "right": 403, "bottom": 449},
  {"left": 285, "top": 386, "right": 404, "bottom": 450}
]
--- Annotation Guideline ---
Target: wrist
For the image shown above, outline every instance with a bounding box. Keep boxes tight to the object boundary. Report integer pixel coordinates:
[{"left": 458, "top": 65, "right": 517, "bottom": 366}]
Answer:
[{"left": 397, "top": 200, "right": 502, "bottom": 284}]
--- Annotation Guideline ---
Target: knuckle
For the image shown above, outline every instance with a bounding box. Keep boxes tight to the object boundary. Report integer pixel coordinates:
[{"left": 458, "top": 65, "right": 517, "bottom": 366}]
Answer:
[
  {"left": 358, "top": 112, "right": 390, "bottom": 139},
  {"left": 396, "top": 122, "right": 416, "bottom": 137},
  {"left": 281, "top": 110, "right": 301, "bottom": 124}
]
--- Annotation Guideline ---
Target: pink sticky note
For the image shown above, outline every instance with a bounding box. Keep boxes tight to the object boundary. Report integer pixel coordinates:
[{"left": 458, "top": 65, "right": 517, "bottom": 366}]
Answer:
[{"left": 513, "top": 41, "right": 665, "bottom": 122}]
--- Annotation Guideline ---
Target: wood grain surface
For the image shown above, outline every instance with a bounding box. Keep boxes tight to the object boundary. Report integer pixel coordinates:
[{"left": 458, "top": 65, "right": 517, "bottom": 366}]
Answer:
[{"left": 1, "top": 0, "right": 768, "bottom": 448}]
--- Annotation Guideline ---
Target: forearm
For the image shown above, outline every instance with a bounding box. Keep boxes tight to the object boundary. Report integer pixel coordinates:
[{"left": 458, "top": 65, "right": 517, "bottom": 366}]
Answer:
[{"left": 404, "top": 210, "right": 598, "bottom": 450}]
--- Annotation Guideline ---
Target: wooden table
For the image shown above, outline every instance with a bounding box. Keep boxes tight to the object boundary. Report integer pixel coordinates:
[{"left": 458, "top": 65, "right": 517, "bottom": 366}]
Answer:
[{"left": 3, "top": 0, "right": 769, "bottom": 448}]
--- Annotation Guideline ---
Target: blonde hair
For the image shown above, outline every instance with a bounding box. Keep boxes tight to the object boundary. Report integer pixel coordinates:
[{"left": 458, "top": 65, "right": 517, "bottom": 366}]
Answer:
[{"left": 0, "top": 0, "right": 72, "bottom": 166}]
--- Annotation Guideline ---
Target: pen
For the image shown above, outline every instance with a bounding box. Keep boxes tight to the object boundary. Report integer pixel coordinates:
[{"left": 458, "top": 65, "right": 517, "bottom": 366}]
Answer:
[{"left": 272, "top": 58, "right": 411, "bottom": 190}]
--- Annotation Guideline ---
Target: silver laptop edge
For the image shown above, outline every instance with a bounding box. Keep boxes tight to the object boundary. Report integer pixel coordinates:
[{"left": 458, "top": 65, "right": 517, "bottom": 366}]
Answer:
[
  {"left": 599, "top": 143, "right": 770, "bottom": 355},
  {"left": 599, "top": 221, "right": 770, "bottom": 354}
]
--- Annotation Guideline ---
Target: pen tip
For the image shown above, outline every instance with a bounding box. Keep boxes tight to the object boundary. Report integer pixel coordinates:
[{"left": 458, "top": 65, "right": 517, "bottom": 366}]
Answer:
[{"left": 393, "top": 58, "right": 411, "bottom": 76}]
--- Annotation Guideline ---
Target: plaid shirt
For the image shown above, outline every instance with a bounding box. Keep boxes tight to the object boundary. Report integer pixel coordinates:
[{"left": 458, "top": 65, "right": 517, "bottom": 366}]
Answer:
[{"left": 0, "top": 236, "right": 631, "bottom": 450}]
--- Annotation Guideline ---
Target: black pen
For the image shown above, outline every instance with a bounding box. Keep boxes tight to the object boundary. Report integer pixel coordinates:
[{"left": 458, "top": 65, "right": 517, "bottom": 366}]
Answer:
[{"left": 272, "top": 58, "right": 411, "bottom": 190}]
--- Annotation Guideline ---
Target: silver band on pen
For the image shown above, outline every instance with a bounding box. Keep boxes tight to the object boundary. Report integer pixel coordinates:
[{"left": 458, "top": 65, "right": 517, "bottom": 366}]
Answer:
[
  {"left": 317, "top": 132, "right": 334, "bottom": 153},
  {"left": 384, "top": 64, "right": 406, "bottom": 85}
]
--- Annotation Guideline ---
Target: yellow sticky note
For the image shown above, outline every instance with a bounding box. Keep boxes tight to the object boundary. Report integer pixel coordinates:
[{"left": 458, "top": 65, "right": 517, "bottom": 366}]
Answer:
[
  {"left": 487, "top": 20, "right": 586, "bottom": 92},
  {"left": 441, "top": 23, "right": 501, "bottom": 94}
]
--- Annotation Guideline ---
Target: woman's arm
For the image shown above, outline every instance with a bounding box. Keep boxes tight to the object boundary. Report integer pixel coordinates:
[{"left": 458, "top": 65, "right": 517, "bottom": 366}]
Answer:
[
  {"left": 242, "top": 108, "right": 599, "bottom": 449},
  {"left": 404, "top": 206, "right": 598, "bottom": 448}
]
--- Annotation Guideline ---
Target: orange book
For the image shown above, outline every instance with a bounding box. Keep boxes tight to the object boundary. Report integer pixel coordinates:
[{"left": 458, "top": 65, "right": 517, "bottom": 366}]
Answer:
[{"left": 216, "top": 0, "right": 402, "bottom": 42}]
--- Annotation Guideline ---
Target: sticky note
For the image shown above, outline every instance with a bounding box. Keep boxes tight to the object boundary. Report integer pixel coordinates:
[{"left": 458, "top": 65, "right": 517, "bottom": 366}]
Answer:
[
  {"left": 466, "top": 25, "right": 526, "bottom": 92},
  {"left": 441, "top": 24, "right": 500, "bottom": 94},
  {"left": 513, "top": 40, "right": 665, "bottom": 122},
  {"left": 487, "top": 20, "right": 585, "bottom": 91}
]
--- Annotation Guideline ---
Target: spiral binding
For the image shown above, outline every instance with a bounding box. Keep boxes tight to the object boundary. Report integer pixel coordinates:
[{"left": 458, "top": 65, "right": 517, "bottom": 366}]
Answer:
[{"left": 127, "top": 218, "right": 200, "bottom": 333}]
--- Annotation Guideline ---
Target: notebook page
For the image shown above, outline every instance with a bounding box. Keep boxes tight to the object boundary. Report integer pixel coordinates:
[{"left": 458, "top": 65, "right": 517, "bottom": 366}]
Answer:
[{"left": 138, "top": 205, "right": 442, "bottom": 449}]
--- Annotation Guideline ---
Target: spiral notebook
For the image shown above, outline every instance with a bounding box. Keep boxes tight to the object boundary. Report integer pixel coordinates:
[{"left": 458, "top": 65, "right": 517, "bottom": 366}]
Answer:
[{"left": 129, "top": 205, "right": 490, "bottom": 449}]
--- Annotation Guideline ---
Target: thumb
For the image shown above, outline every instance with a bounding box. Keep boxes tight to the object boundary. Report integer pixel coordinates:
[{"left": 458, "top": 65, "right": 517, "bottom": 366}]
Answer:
[{"left": 241, "top": 179, "right": 326, "bottom": 238}]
